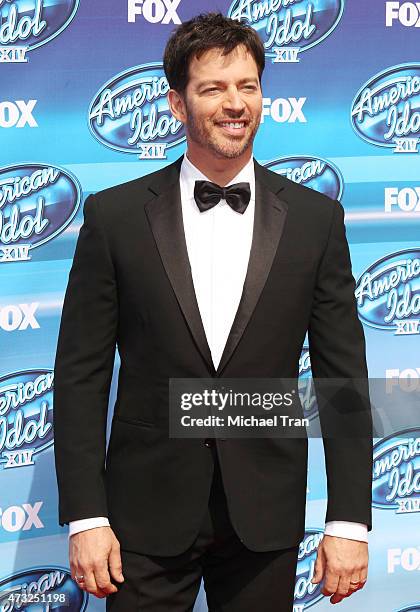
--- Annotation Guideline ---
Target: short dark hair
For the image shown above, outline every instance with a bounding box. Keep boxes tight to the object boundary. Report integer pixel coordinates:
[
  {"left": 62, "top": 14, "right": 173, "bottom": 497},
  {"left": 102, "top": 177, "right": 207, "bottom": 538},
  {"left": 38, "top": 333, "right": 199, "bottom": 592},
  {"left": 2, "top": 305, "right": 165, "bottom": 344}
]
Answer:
[{"left": 163, "top": 12, "right": 265, "bottom": 94}]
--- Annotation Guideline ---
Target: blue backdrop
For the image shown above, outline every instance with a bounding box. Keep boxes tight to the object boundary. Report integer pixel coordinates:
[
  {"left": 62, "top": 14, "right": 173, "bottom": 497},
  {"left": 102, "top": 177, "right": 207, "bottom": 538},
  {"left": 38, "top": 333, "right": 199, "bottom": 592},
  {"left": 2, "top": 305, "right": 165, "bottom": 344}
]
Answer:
[{"left": 1, "top": 1, "right": 420, "bottom": 610}]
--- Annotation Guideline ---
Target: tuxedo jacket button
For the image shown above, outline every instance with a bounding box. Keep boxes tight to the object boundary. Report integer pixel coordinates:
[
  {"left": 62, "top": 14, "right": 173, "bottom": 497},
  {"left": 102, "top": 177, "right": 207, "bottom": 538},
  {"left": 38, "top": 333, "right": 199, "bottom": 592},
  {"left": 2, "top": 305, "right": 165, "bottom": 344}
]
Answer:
[{"left": 204, "top": 438, "right": 214, "bottom": 447}]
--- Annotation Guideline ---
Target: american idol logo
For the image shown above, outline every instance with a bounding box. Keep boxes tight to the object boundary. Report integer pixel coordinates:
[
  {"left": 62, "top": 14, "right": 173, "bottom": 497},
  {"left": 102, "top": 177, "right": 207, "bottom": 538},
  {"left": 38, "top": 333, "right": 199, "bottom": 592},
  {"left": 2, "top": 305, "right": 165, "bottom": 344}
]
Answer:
[
  {"left": 351, "top": 64, "right": 420, "bottom": 154},
  {"left": 355, "top": 249, "right": 420, "bottom": 336},
  {"left": 396, "top": 606, "right": 420, "bottom": 612},
  {"left": 298, "top": 346, "right": 318, "bottom": 422},
  {"left": 294, "top": 529, "right": 324, "bottom": 610},
  {"left": 0, "top": 369, "right": 54, "bottom": 470},
  {"left": 0, "top": 0, "right": 79, "bottom": 64},
  {"left": 372, "top": 429, "right": 420, "bottom": 514},
  {"left": 299, "top": 346, "right": 311, "bottom": 377},
  {"left": 88, "top": 63, "right": 185, "bottom": 160},
  {"left": 0, "top": 566, "right": 87, "bottom": 611},
  {"left": 265, "top": 156, "right": 344, "bottom": 200},
  {"left": 0, "top": 163, "right": 81, "bottom": 263},
  {"left": 227, "top": 0, "right": 344, "bottom": 64}
]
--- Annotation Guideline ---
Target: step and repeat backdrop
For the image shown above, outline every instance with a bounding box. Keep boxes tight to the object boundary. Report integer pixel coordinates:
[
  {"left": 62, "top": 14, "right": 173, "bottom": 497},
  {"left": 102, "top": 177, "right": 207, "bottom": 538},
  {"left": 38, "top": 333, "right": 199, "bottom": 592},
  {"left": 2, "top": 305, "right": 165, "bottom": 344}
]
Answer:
[{"left": 1, "top": 1, "right": 420, "bottom": 611}]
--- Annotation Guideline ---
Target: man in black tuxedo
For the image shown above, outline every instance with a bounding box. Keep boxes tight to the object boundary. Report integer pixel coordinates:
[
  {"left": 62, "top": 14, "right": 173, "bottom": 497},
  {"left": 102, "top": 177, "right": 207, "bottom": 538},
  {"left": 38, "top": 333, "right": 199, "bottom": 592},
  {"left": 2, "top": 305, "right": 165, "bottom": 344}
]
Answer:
[{"left": 54, "top": 12, "right": 373, "bottom": 611}]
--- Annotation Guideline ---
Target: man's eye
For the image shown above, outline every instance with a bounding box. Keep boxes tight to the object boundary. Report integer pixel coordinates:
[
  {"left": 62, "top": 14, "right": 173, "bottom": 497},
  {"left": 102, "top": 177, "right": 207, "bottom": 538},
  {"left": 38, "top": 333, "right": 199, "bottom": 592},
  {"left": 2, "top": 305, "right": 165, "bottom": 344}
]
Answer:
[{"left": 204, "top": 88, "right": 219, "bottom": 93}]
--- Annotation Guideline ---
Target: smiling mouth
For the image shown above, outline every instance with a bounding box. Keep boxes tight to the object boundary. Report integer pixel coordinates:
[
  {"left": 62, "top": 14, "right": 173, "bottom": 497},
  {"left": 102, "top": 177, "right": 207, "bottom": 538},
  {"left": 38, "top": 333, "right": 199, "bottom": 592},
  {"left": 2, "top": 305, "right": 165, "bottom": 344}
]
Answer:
[
  {"left": 215, "top": 120, "right": 250, "bottom": 137},
  {"left": 217, "top": 121, "right": 248, "bottom": 129}
]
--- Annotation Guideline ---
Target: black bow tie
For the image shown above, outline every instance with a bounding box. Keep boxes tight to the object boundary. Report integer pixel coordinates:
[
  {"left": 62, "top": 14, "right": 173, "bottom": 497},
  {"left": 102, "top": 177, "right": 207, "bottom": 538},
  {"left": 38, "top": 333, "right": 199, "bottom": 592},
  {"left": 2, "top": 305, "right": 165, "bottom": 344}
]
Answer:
[{"left": 194, "top": 180, "right": 251, "bottom": 214}]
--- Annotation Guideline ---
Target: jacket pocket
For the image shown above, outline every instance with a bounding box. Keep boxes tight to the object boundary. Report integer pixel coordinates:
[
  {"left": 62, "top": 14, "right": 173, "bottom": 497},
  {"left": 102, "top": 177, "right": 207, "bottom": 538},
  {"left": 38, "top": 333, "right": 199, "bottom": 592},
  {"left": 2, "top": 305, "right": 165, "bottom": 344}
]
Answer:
[
  {"left": 113, "top": 393, "right": 155, "bottom": 426},
  {"left": 113, "top": 414, "right": 155, "bottom": 428}
]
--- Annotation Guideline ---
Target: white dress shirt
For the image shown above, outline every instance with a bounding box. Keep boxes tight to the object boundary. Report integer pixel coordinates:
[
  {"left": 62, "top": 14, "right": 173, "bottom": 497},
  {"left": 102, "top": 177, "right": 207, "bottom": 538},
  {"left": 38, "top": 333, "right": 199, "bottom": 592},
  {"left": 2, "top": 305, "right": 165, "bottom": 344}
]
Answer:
[{"left": 69, "top": 153, "right": 368, "bottom": 543}]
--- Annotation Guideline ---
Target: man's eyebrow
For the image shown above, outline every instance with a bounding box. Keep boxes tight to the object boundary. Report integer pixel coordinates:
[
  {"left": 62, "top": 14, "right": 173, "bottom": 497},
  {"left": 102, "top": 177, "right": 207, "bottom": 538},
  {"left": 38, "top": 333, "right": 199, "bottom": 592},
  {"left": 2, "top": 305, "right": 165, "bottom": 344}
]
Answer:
[{"left": 196, "top": 77, "right": 259, "bottom": 88}]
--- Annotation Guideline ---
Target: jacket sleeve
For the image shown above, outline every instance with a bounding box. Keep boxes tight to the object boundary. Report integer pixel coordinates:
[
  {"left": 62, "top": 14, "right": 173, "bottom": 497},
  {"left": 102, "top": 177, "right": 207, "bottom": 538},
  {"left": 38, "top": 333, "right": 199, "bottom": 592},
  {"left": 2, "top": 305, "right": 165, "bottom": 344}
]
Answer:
[
  {"left": 308, "top": 199, "right": 373, "bottom": 530},
  {"left": 53, "top": 193, "right": 118, "bottom": 525}
]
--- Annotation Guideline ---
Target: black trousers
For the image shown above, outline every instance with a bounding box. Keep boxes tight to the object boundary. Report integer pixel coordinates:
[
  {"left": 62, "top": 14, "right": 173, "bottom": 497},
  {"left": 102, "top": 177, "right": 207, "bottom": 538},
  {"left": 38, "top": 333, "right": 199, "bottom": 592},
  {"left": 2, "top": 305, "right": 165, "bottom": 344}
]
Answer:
[{"left": 106, "top": 442, "right": 299, "bottom": 611}]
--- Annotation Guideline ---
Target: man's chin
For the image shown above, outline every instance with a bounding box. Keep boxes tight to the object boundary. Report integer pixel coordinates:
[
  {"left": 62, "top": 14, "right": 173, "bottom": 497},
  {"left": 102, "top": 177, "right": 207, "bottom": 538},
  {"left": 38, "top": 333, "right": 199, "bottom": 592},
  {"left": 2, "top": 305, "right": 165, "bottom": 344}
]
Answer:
[{"left": 210, "top": 139, "right": 252, "bottom": 159}]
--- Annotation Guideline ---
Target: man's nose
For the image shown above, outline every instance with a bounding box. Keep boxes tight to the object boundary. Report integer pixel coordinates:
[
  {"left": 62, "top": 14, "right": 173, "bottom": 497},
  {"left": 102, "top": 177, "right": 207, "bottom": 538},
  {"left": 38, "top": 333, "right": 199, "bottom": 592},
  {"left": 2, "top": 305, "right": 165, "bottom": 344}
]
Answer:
[{"left": 222, "top": 87, "right": 246, "bottom": 113}]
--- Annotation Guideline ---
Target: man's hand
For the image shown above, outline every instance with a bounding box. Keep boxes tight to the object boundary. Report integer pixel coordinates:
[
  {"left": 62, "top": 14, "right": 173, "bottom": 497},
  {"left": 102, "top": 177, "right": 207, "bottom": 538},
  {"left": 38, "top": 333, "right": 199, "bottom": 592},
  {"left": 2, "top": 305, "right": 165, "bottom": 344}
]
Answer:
[
  {"left": 70, "top": 526, "right": 124, "bottom": 598},
  {"left": 311, "top": 535, "right": 368, "bottom": 604}
]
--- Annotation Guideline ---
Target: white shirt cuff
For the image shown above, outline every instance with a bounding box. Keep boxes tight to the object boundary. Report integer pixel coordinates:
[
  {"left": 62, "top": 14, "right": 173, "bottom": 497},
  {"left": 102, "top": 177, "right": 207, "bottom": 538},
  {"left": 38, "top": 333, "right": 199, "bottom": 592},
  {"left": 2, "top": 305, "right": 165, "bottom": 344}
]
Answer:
[
  {"left": 68, "top": 517, "right": 110, "bottom": 538},
  {"left": 324, "top": 521, "right": 368, "bottom": 542}
]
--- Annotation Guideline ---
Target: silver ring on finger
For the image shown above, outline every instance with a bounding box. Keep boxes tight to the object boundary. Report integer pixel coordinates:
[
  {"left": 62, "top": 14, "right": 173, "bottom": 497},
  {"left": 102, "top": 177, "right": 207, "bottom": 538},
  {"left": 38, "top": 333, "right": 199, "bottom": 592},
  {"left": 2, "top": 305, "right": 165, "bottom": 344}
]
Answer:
[{"left": 75, "top": 574, "right": 85, "bottom": 583}]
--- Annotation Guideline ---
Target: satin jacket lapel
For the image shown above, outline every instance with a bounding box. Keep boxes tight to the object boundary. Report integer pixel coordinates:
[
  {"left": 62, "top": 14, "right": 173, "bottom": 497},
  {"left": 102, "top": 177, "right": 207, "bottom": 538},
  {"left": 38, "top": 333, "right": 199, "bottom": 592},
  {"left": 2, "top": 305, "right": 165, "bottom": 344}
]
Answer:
[
  {"left": 216, "top": 160, "right": 289, "bottom": 375},
  {"left": 144, "top": 157, "right": 215, "bottom": 374}
]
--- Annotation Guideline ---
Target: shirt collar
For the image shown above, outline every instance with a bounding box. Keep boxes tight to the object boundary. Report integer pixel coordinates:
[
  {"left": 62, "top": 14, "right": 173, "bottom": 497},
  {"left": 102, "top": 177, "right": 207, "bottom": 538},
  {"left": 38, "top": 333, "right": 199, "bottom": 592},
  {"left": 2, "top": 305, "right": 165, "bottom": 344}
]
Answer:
[{"left": 180, "top": 151, "right": 255, "bottom": 202}]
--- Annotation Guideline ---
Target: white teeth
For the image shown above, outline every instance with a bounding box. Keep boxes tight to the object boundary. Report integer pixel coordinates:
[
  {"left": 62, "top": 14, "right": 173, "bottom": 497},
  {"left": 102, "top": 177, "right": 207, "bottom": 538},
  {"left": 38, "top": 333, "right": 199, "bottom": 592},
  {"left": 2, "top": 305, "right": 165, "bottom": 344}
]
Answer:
[{"left": 220, "top": 122, "right": 245, "bottom": 129}]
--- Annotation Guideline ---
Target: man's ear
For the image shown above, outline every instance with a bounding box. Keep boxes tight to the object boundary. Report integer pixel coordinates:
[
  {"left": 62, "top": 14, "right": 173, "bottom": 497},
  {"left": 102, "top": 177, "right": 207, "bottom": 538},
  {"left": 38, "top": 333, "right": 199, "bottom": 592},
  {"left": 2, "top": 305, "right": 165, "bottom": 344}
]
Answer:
[{"left": 167, "top": 89, "right": 187, "bottom": 124}]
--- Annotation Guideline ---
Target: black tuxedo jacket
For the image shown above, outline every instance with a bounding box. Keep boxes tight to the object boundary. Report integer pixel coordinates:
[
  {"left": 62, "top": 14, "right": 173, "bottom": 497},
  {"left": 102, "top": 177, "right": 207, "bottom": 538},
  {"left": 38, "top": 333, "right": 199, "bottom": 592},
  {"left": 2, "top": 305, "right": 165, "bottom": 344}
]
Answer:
[{"left": 53, "top": 156, "right": 373, "bottom": 556}]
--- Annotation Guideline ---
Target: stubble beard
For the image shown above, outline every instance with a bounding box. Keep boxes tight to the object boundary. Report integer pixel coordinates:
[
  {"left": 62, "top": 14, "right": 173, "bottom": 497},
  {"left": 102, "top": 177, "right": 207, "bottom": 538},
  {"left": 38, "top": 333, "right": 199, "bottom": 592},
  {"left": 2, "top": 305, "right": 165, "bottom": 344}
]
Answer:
[{"left": 185, "top": 104, "right": 261, "bottom": 160}]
